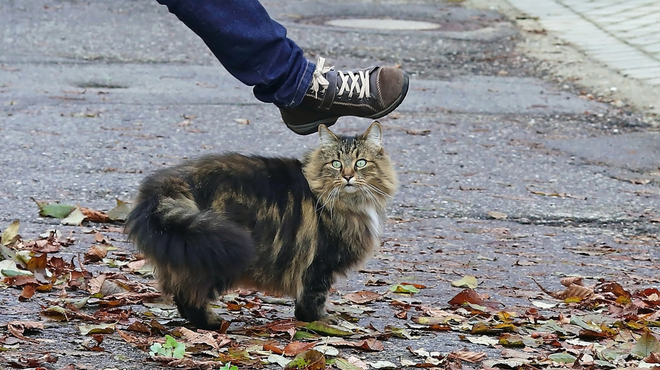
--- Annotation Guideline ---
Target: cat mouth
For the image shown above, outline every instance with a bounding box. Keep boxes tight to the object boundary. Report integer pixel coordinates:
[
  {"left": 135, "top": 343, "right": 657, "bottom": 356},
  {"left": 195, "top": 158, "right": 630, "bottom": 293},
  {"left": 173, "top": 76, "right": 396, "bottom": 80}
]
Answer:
[{"left": 342, "top": 184, "right": 358, "bottom": 193}]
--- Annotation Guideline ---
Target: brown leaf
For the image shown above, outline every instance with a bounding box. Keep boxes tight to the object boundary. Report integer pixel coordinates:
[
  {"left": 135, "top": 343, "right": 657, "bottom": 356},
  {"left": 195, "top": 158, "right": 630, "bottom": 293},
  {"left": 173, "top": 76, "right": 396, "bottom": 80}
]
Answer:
[
  {"left": 94, "top": 232, "right": 106, "bottom": 243},
  {"left": 448, "top": 350, "right": 487, "bottom": 363},
  {"left": 395, "top": 310, "right": 407, "bottom": 319},
  {"left": 283, "top": 341, "right": 318, "bottom": 356},
  {"left": 48, "top": 256, "right": 75, "bottom": 276},
  {"left": 560, "top": 276, "right": 583, "bottom": 287},
  {"left": 123, "top": 259, "right": 146, "bottom": 272},
  {"left": 152, "top": 356, "right": 222, "bottom": 370},
  {"left": 561, "top": 284, "right": 594, "bottom": 300},
  {"left": 595, "top": 281, "right": 631, "bottom": 298},
  {"left": 179, "top": 327, "right": 221, "bottom": 350},
  {"left": 19, "top": 284, "right": 37, "bottom": 301},
  {"left": 7, "top": 321, "right": 44, "bottom": 342},
  {"left": 80, "top": 207, "right": 112, "bottom": 223},
  {"left": 87, "top": 274, "right": 106, "bottom": 295},
  {"left": 267, "top": 320, "right": 297, "bottom": 332},
  {"left": 533, "top": 278, "right": 593, "bottom": 300},
  {"left": 264, "top": 343, "right": 283, "bottom": 354},
  {"left": 405, "top": 129, "right": 431, "bottom": 136},
  {"left": 328, "top": 338, "right": 385, "bottom": 352},
  {"left": 356, "top": 338, "right": 384, "bottom": 351},
  {"left": 343, "top": 290, "right": 381, "bottom": 304},
  {"left": 84, "top": 245, "right": 108, "bottom": 263},
  {"left": 26, "top": 253, "right": 48, "bottom": 272},
  {"left": 7, "top": 354, "right": 58, "bottom": 369},
  {"left": 24, "top": 238, "right": 61, "bottom": 253},
  {"left": 92, "top": 334, "right": 104, "bottom": 344},
  {"left": 4, "top": 275, "right": 38, "bottom": 287},
  {"left": 645, "top": 352, "right": 660, "bottom": 363},
  {"left": 126, "top": 321, "right": 151, "bottom": 334},
  {"left": 149, "top": 319, "right": 169, "bottom": 335},
  {"left": 448, "top": 289, "right": 486, "bottom": 306},
  {"left": 117, "top": 329, "right": 149, "bottom": 346},
  {"left": 579, "top": 328, "right": 616, "bottom": 340}
]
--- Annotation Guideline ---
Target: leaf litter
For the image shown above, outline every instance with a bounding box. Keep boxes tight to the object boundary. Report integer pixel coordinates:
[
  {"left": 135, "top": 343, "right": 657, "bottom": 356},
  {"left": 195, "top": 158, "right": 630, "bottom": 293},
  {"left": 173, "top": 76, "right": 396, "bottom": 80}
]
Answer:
[{"left": 1, "top": 216, "right": 660, "bottom": 369}]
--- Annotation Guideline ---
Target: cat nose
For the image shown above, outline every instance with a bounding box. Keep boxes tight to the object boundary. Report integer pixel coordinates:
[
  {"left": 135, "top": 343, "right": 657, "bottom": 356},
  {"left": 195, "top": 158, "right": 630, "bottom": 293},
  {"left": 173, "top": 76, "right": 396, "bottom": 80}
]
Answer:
[{"left": 343, "top": 174, "right": 353, "bottom": 182}]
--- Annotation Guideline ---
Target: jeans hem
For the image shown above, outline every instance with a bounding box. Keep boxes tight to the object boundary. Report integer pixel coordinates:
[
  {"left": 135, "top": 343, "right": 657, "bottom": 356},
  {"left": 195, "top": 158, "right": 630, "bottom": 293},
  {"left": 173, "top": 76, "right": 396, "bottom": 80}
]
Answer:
[{"left": 287, "top": 60, "right": 314, "bottom": 108}]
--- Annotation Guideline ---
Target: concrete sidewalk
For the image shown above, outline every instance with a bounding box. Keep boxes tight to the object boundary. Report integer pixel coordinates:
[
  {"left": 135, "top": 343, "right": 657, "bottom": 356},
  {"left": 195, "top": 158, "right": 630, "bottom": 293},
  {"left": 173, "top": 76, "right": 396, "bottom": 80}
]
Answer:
[
  {"left": 508, "top": 0, "right": 660, "bottom": 85},
  {"left": 486, "top": 0, "right": 660, "bottom": 116}
]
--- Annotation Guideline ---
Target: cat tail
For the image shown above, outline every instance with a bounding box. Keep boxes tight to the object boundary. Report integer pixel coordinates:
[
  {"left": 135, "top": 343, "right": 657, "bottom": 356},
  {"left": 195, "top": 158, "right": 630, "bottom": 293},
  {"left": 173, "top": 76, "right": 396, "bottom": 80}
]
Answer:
[{"left": 124, "top": 174, "right": 255, "bottom": 306}]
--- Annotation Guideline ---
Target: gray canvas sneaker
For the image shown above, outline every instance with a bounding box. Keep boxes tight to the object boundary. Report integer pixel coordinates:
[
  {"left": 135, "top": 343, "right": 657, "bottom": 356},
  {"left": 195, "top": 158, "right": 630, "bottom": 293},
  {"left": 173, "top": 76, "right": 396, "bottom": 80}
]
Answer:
[{"left": 280, "top": 58, "right": 409, "bottom": 135}]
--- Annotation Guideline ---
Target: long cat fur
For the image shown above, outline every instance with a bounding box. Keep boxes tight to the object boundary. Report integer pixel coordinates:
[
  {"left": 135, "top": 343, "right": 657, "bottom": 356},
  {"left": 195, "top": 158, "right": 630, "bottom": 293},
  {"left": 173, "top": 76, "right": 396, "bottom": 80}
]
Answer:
[{"left": 124, "top": 122, "right": 397, "bottom": 329}]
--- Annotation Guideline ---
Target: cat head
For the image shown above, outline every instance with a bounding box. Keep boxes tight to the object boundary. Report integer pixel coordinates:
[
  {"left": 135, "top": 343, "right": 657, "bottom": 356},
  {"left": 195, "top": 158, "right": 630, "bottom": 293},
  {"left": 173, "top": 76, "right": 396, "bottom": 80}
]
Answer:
[{"left": 303, "top": 121, "right": 398, "bottom": 209}]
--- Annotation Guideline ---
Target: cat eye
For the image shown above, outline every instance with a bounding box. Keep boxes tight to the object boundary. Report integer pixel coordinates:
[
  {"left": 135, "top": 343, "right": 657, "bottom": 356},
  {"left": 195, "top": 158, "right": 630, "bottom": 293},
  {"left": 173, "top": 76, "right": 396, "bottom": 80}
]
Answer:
[
  {"left": 331, "top": 160, "right": 342, "bottom": 169},
  {"left": 355, "top": 159, "right": 367, "bottom": 168}
]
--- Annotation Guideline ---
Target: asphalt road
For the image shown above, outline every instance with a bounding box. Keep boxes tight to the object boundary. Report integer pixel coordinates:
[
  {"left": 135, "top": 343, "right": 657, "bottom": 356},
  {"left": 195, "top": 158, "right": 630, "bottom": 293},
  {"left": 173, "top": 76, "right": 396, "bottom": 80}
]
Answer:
[{"left": 1, "top": 0, "right": 659, "bottom": 369}]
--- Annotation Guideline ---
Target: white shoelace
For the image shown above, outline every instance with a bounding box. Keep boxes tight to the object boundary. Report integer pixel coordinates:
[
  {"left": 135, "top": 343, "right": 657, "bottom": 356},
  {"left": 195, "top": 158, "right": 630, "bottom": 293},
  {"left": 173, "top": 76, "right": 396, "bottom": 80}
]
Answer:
[
  {"left": 310, "top": 57, "right": 332, "bottom": 98},
  {"left": 310, "top": 57, "right": 370, "bottom": 100},
  {"left": 337, "top": 69, "right": 369, "bottom": 99}
]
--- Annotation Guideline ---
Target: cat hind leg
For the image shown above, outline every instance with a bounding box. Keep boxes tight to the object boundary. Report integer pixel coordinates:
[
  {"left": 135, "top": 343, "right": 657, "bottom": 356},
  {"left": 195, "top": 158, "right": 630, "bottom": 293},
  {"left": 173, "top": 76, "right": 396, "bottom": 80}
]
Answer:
[{"left": 173, "top": 295, "right": 224, "bottom": 330}]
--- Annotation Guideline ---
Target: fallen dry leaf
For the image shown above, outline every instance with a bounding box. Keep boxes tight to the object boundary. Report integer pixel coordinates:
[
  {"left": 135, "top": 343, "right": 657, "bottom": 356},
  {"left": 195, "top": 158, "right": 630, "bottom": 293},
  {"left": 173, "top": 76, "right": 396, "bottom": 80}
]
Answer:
[
  {"left": 448, "top": 289, "right": 486, "bottom": 306},
  {"left": 7, "top": 321, "right": 44, "bottom": 342},
  {"left": 6, "top": 354, "right": 58, "bottom": 369},
  {"left": 405, "top": 129, "right": 431, "bottom": 136},
  {"left": 18, "top": 284, "right": 37, "bottom": 301},
  {"left": 151, "top": 356, "right": 222, "bottom": 370},
  {"left": 80, "top": 208, "right": 112, "bottom": 223},
  {"left": 448, "top": 349, "right": 487, "bottom": 363},
  {"left": 178, "top": 327, "right": 231, "bottom": 351},
  {"left": 343, "top": 290, "right": 381, "bottom": 304},
  {"left": 84, "top": 245, "right": 108, "bottom": 263},
  {"left": 283, "top": 341, "right": 319, "bottom": 356},
  {"left": 560, "top": 276, "right": 584, "bottom": 287},
  {"left": 533, "top": 278, "right": 593, "bottom": 300}
]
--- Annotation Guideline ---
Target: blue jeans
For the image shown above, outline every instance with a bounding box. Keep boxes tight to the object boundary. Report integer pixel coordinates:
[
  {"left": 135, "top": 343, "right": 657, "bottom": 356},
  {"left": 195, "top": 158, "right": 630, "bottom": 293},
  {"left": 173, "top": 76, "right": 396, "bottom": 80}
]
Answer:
[{"left": 157, "top": 0, "right": 314, "bottom": 107}]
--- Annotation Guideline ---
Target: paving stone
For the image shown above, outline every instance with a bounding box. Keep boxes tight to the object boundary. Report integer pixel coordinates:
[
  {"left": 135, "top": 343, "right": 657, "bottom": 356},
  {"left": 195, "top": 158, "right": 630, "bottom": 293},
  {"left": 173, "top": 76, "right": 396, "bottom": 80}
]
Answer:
[
  {"left": 619, "top": 60, "right": 660, "bottom": 71},
  {"left": 623, "top": 67, "right": 660, "bottom": 80},
  {"left": 641, "top": 43, "right": 660, "bottom": 54},
  {"left": 510, "top": 0, "right": 660, "bottom": 89},
  {"left": 615, "top": 26, "right": 660, "bottom": 39}
]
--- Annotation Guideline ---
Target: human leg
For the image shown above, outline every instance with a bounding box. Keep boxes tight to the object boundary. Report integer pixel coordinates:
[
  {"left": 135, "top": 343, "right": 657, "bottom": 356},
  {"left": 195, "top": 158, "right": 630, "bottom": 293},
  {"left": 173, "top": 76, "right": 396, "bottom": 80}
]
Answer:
[
  {"left": 156, "top": 0, "right": 409, "bottom": 135},
  {"left": 156, "top": 0, "right": 313, "bottom": 107}
]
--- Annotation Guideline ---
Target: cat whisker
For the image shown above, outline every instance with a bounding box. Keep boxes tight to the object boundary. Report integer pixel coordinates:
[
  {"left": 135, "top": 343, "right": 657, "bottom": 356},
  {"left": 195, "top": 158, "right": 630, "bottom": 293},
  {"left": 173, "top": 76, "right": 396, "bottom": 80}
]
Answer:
[
  {"left": 327, "top": 187, "right": 341, "bottom": 217},
  {"left": 315, "top": 188, "right": 332, "bottom": 211},
  {"left": 359, "top": 186, "right": 379, "bottom": 205},
  {"left": 319, "top": 187, "right": 339, "bottom": 216},
  {"left": 364, "top": 183, "right": 394, "bottom": 199}
]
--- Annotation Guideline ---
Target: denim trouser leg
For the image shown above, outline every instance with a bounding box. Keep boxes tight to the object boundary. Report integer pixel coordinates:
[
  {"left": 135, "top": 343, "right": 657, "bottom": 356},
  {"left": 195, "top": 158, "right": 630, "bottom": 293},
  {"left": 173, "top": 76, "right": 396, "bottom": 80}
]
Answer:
[{"left": 156, "top": 0, "right": 314, "bottom": 107}]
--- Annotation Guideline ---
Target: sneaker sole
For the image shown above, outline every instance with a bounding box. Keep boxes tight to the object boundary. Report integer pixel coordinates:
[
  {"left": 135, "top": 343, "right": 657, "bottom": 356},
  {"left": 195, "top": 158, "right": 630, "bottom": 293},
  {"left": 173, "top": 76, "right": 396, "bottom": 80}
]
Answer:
[{"left": 286, "top": 117, "right": 339, "bottom": 135}]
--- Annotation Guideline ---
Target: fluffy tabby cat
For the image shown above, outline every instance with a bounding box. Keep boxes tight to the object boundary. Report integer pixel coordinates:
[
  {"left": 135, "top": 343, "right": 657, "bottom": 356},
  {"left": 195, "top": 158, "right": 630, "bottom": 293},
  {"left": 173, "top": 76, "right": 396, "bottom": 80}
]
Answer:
[{"left": 125, "top": 121, "right": 397, "bottom": 329}]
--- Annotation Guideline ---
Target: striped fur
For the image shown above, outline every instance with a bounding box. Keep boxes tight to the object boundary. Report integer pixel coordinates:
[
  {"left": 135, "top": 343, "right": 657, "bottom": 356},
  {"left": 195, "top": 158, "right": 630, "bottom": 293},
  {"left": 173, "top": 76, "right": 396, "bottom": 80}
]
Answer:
[{"left": 124, "top": 122, "right": 397, "bottom": 329}]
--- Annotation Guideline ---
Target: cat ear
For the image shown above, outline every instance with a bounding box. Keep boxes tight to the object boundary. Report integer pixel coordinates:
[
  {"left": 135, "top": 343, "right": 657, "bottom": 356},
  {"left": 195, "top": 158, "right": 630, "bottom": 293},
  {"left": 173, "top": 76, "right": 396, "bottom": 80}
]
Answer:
[
  {"left": 362, "top": 121, "right": 383, "bottom": 147},
  {"left": 318, "top": 124, "right": 339, "bottom": 147}
]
